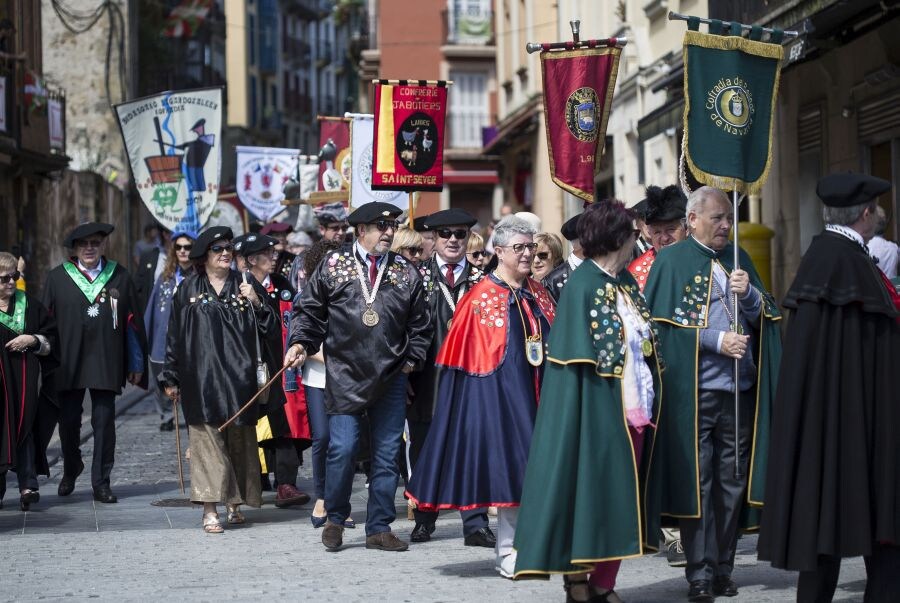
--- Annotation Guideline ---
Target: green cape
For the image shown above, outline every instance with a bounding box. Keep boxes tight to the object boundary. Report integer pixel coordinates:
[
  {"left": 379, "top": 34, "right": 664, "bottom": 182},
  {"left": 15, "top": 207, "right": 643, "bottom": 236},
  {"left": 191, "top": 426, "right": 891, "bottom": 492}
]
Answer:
[
  {"left": 514, "top": 261, "right": 662, "bottom": 576},
  {"left": 643, "top": 237, "right": 781, "bottom": 526}
]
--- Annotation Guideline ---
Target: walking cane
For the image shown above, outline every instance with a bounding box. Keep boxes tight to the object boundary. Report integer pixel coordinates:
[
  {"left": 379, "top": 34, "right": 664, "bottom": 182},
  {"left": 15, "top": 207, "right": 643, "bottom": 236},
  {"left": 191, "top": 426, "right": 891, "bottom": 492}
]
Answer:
[
  {"left": 218, "top": 366, "right": 288, "bottom": 433},
  {"left": 172, "top": 398, "right": 185, "bottom": 494}
]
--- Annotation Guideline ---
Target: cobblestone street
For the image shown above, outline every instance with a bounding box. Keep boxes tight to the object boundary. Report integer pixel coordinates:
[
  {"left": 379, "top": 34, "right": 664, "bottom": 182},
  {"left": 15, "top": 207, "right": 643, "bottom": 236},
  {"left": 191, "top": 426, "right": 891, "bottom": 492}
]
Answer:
[{"left": 1, "top": 389, "right": 867, "bottom": 602}]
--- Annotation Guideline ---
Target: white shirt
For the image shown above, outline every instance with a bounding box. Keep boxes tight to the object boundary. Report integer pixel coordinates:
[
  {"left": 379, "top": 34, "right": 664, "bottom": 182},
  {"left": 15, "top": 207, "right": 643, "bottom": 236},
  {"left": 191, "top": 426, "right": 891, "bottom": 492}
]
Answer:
[
  {"left": 868, "top": 235, "right": 899, "bottom": 279},
  {"left": 77, "top": 258, "right": 104, "bottom": 281},
  {"left": 354, "top": 241, "right": 386, "bottom": 272},
  {"left": 567, "top": 253, "right": 583, "bottom": 271},
  {"left": 435, "top": 254, "right": 467, "bottom": 284},
  {"left": 825, "top": 223, "right": 866, "bottom": 248}
]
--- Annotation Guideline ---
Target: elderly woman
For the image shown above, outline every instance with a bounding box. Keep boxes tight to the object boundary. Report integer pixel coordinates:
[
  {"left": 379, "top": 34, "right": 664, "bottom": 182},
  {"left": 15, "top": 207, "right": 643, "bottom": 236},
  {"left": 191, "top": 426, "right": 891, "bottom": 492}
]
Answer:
[
  {"left": 144, "top": 232, "right": 195, "bottom": 431},
  {"left": 531, "top": 232, "right": 564, "bottom": 281},
  {"left": 406, "top": 216, "right": 556, "bottom": 578},
  {"left": 160, "top": 226, "right": 277, "bottom": 533},
  {"left": 391, "top": 227, "right": 425, "bottom": 266},
  {"left": 513, "top": 200, "right": 663, "bottom": 603},
  {"left": 0, "top": 252, "right": 56, "bottom": 511},
  {"left": 466, "top": 231, "right": 488, "bottom": 269}
]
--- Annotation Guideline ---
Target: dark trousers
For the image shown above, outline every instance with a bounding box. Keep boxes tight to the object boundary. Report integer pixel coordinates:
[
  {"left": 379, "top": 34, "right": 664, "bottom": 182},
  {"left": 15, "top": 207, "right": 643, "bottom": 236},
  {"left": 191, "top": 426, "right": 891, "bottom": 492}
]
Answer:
[
  {"left": 58, "top": 388, "right": 117, "bottom": 489},
  {"left": 797, "top": 546, "right": 900, "bottom": 603},
  {"left": 680, "top": 388, "right": 753, "bottom": 583},
  {"left": 273, "top": 437, "right": 301, "bottom": 486},
  {"left": 14, "top": 432, "right": 39, "bottom": 491},
  {"left": 305, "top": 385, "right": 328, "bottom": 500},
  {"left": 408, "top": 418, "right": 489, "bottom": 537}
]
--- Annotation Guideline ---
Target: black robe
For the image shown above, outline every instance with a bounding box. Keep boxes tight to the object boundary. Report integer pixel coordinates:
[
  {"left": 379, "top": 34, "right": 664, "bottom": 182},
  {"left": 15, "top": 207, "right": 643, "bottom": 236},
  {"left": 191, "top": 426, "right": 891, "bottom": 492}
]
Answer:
[
  {"left": 134, "top": 247, "right": 162, "bottom": 313},
  {"left": 408, "top": 257, "right": 484, "bottom": 423},
  {"left": 541, "top": 260, "right": 574, "bottom": 303},
  {"left": 160, "top": 270, "right": 277, "bottom": 427},
  {"left": 758, "top": 231, "right": 900, "bottom": 571},
  {"left": 42, "top": 258, "right": 147, "bottom": 394},
  {"left": 0, "top": 292, "right": 57, "bottom": 472},
  {"left": 289, "top": 249, "right": 432, "bottom": 415}
]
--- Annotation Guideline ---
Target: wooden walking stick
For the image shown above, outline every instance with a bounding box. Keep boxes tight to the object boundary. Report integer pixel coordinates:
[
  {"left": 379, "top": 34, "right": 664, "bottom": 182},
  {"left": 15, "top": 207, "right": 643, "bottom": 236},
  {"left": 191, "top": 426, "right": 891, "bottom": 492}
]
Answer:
[
  {"left": 172, "top": 398, "right": 185, "bottom": 494},
  {"left": 218, "top": 366, "right": 288, "bottom": 433}
]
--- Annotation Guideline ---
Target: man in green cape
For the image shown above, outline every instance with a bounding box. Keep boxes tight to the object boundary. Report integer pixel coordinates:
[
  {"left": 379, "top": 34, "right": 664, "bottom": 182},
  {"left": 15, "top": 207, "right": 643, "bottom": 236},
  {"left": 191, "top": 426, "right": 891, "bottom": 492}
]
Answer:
[{"left": 643, "top": 186, "right": 781, "bottom": 602}]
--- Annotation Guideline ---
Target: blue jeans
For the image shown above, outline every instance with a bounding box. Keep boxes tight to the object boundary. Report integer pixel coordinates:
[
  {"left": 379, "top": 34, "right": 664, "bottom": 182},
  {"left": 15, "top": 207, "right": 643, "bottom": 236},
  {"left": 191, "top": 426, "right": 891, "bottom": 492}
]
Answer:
[
  {"left": 325, "top": 373, "right": 407, "bottom": 536},
  {"left": 305, "top": 385, "right": 328, "bottom": 500}
]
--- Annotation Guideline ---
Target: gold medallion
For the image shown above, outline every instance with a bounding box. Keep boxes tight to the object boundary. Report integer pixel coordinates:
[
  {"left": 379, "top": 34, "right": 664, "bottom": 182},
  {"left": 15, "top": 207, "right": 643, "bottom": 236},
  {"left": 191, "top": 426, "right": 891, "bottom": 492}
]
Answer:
[
  {"left": 362, "top": 308, "right": 380, "bottom": 327},
  {"left": 641, "top": 339, "right": 653, "bottom": 357},
  {"left": 525, "top": 337, "right": 544, "bottom": 367}
]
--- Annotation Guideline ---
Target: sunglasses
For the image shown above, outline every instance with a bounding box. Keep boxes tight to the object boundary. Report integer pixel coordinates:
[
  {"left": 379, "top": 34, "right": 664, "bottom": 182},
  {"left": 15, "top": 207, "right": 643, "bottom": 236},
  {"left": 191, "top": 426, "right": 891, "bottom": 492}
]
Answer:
[
  {"left": 209, "top": 243, "right": 234, "bottom": 254},
  {"left": 499, "top": 242, "right": 538, "bottom": 254},
  {"left": 174, "top": 243, "right": 193, "bottom": 251},
  {"left": 437, "top": 228, "right": 468, "bottom": 240},
  {"left": 324, "top": 223, "right": 348, "bottom": 232},
  {"left": 468, "top": 250, "right": 486, "bottom": 259},
  {"left": 373, "top": 220, "right": 400, "bottom": 232},
  {"left": 76, "top": 239, "right": 104, "bottom": 249},
  {"left": 403, "top": 246, "right": 424, "bottom": 256},
  {"left": 0, "top": 271, "right": 20, "bottom": 284},
  {"left": 535, "top": 252, "right": 550, "bottom": 261}
]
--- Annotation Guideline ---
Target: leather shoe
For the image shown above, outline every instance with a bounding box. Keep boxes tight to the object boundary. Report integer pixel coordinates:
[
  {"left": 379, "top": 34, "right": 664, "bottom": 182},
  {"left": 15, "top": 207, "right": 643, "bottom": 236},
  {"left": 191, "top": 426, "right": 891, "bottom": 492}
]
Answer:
[
  {"left": 57, "top": 460, "right": 84, "bottom": 497},
  {"left": 322, "top": 520, "right": 344, "bottom": 551},
  {"left": 464, "top": 527, "right": 496, "bottom": 547},
  {"left": 687, "top": 580, "right": 714, "bottom": 602},
  {"left": 365, "top": 531, "right": 409, "bottom": 551},
  {"left": 410, "top": 522, "right": 435, "bottom": 543},
  {"left": 92, "top": 486, "right": 118, "bottom": 503},
  {"left": 274, "top": 484, "right": 310, "bottom": 508},
  {"left": 713, "top": 576, "right": 738, "bottom": 597}
]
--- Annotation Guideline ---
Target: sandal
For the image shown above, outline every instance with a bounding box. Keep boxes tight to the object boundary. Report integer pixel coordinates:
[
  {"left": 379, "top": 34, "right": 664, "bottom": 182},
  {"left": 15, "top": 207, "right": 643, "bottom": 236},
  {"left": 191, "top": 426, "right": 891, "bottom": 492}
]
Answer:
[
  {"left": 202, "top": 512, "right": 224, "bottom": 534},
  {"left": 226, "top": 504, "right": 245, "bottom": 524}
]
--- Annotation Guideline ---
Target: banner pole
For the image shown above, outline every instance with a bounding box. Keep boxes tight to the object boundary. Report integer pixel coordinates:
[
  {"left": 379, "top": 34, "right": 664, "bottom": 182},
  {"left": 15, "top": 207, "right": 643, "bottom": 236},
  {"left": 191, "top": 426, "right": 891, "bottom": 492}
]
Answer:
[
  {"left": 732, "top": 183, "right": 743, "bottom": 480},
  {"left": 408, "top": 192, "right": 415, "bottom": 224}
]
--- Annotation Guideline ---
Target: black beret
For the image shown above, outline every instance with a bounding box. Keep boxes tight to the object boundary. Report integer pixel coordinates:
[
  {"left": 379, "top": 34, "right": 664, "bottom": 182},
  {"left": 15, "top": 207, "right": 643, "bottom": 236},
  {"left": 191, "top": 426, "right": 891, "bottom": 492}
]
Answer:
[
  {"left": 412, "top": 215, "right": 431, "bottom": 232},
  {"left": 348, "top": 202, "right": 403, "bottom": 226},
  {"left": 816, "top": 173, "right": 891, "bottom": 207},
  {"left": 190, "top": 226, "right": 233, "bottom": 259},
  {"left": 643, "top": 185, "right": 687, "bottom": 224},
  {"left": 560, "top": 214, "right": 582, "bottom": 241},
  {"left": 64, "top": 222, "right": 114, "bottom": 248},
  {"left": 424, "top": 208, "right": 477, "bottom": 229},
  {"left": 234, "top": 233, "right": 278, "bottom": 257}
]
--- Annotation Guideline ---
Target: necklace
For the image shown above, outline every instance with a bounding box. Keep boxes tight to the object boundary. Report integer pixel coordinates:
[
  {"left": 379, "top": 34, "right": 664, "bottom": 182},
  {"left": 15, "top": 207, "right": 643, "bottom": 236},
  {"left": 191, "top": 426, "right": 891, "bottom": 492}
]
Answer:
[
  {"left": 494, "top": 271, "right": 544, "bottom": 367},
  {"left": 353, "top": 254, "right": 389, "bottom": 327},
  {"left": 711, "top": 264, "right": 743, "bottom": 334},
  {"left": 437, "top": 280, "right": 466, "bottom": 330}
]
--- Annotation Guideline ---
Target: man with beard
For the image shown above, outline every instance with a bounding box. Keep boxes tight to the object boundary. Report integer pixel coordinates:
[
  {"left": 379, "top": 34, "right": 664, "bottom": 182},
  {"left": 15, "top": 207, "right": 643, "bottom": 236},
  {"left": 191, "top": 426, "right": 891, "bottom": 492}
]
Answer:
[
  {"left": 542, "top": 213, "right": 584, "bottom": 303},
  {"left": 284, "top": 202, "right": 431, "bottom": 553},
  {"left": 408, "top": 208, "right": 495, "bottom": 548}
]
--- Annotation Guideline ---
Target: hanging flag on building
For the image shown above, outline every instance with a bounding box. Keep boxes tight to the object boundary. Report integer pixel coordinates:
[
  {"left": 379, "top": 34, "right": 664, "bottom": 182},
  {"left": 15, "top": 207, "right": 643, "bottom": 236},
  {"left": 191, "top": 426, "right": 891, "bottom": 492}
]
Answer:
[
  {"left": 317, "top": 117, "right": 351, "bottom": 192},
  {"left": 372, "top": 80, "right": 448, "bottom": 192},
  {"left": 540, "top": 42, "right": 622, "bottom": 202},
  {"left": 682, "top": 21, "right": 784, "bottom": 194},
  {"left": 348, "top": 113, "right": 406, "bottom": 209},
  {"left": 114, "top": 87, "right": 223, "bottom": 235},
  {"left": 235, "top": 146, "right": 299, "bottom": 222},
  {"left": 162, "top": 0, "right": 214, "bottom": 38}
]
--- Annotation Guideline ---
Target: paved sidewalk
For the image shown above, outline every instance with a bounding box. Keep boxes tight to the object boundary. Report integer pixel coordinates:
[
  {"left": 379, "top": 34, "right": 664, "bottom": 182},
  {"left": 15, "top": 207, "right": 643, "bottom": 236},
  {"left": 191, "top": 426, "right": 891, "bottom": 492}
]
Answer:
[{"left": 1, "top": 394, "right": 867, "bottom": 602}]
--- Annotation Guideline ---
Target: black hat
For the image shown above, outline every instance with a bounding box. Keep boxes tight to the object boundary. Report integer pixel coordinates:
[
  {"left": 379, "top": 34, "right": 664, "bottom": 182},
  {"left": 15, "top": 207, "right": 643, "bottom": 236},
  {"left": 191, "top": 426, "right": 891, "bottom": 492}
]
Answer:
[
  {"left": 64, "top": 222, "right": 114, "bottom": 248},
  {"left": 190, "top": 226, "right": 233, "bottom": 259},
  {"left": 348, "top": 202, "right": 403, "bottom": 226},
  {"left": 260, "top": 222, "right": 292, "bottom": 235},
  {"left": 643, "top": 185, "right": 687, "bottom": 224},
  {"left": 560, "top": 214, "right": 582, "bottom": 241},
  {"left": 424, "top": 209, "right": 477, "bottom": 229},
  {"left": 234, "top": 233, "right": 277, "bottom": 256},
  {"left": 315, "top": 202, "right": 350, "bottom": 225},
  {"left": 412, "top": 215, "right": 431, "bottom": 232},
  {"left": 816, "top": 173, "right": 891, "bottom": 207},
  {"left": 631, "top": 199, "right": 648, "bottom": 220}
]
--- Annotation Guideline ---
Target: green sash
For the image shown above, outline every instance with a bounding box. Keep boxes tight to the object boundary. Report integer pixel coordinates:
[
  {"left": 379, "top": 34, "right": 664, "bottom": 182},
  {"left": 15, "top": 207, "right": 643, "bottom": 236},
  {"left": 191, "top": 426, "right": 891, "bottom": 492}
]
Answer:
[
  {"left": 63, "top": 260, "right": 118, "bottom": 302},
  {"left": 0, "top": 290, "right": 26, "bottom": 335}
]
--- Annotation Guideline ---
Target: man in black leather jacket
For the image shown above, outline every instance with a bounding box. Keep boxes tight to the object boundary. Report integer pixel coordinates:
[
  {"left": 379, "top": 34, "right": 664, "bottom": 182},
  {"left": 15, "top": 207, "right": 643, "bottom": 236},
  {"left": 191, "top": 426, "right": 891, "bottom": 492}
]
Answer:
[{"left": 541, "top": 213, "right": 584, "bottom": 303}]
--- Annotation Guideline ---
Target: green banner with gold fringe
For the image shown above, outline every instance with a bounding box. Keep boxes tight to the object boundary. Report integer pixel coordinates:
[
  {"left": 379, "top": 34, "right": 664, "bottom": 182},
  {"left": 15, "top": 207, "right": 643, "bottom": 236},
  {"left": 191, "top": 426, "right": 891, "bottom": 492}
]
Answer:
[{"left": 682, "top": 24, "right": 783, "bottom": 194}]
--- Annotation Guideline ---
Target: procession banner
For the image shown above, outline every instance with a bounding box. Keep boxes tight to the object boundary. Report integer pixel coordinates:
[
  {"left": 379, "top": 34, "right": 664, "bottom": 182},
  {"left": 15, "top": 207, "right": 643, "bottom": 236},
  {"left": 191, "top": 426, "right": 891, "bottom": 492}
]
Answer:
[
  {"left": 115, "top": 87, "right": 223, "bottom": 235},
  {"left": 348, "top": 113, "right": 406, "bottom": 209},
  {"left": 318, "top": 117, "right": 350, "bottom": 192},
  {"left": 235, "top": 146, "right": 299, "bottom": 221},
  {"left": 540, "top": 45, "right": 621, "bottom": 202},
  {"left": 372, "top": 80, "right": 447, "bottom": 192},
  {"left": 682, "top": 25, "right": 783, "bottom": 194}
]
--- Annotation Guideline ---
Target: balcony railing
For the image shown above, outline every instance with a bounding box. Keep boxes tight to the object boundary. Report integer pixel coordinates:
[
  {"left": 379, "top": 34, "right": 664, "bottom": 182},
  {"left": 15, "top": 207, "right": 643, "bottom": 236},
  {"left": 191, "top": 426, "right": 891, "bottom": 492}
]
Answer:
[{"left": 446, "top": 1, "right": 493, "bottom": 45}]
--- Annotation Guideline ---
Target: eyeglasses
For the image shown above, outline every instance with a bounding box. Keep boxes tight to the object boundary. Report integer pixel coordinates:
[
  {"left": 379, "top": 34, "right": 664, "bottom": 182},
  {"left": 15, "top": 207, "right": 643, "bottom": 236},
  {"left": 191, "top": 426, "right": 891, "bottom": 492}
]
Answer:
[
  {"left": 373, "top": 220, "right": 400, "bottom": 232},
  {"left": 0, "top": 271, "right": 20, "bottom": 284},
  {"left": 403, "top": 246, "right": 424, "bottom": 256},
  {"left": 535, "top": 252, "right": 550, "bottom": 261},
  {"left": 498, "top": 242, "right": 538, "bottom": 254},
  {"left": 437, "top": 228, "right": 469, "bottom": 240},
  {"left": 174, "top": 243, "right": 193, "bottom": 251},
  {"left": 76, "top": 239, "right": 104, "bottom": 249},
  {"left": 209, "top": 243, "right": 234, "bottom": 254},
  {"left": 468, "top": 250, "right": 486, "bottom": 259}
]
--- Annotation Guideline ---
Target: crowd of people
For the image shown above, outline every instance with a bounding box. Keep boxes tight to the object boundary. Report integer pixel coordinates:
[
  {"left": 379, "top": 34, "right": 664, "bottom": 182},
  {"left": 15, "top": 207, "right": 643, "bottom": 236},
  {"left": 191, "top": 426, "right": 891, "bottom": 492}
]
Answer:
[{"left": 1, "top": 172, "right": 898, "bottom": 602}]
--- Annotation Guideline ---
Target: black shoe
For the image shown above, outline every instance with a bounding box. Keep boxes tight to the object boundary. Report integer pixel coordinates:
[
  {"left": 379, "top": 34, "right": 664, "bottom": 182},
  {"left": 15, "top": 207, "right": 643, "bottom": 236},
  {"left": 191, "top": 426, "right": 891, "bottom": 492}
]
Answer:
[
  {"left": 464, "top": 527, "right": 496, "bottom": 547},
  {"left": 687, "top": 580, "right": 714, "bottom": 602},
  {"left": 410, "top": 522, "right": 435, "bottom": 543},
  {"left": 92, "top": 486, "right": 118, "bottom": 503},
  {"left": 159, "top": 419, "right": 175, "bottom": 431},
  {"left": 712, "top": 576, "right": 738, "bottom": 597},
  {"left": 260, "top": 474, "right": 273, "bottom": 491},
  {"left": 322, "top": 521, "right": 344, "bottom": 551},
  {"left": 19, "top": 490, "right": 40, "bottom": 511},
  {"left": 58, "top": 459, "right": 85, "bottom": 497}
]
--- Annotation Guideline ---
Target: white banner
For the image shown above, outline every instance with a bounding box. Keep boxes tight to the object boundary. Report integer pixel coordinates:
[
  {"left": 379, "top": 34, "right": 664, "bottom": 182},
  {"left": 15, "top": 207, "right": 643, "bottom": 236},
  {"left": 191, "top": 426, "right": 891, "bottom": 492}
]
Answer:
[
  {"left": 49, "top": 97, "right": 64, "bottom": 149},
  {"left": 114, "top": 87, "right": 223, "bottom": 235},
  {"left": 348, "top": 113, "right": 406, "bottom": 209},
  {"left": 236, "top": 145, "right": 299, "bottom": 222}
]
